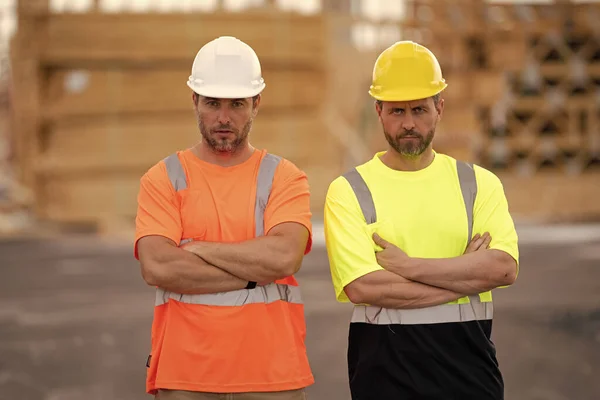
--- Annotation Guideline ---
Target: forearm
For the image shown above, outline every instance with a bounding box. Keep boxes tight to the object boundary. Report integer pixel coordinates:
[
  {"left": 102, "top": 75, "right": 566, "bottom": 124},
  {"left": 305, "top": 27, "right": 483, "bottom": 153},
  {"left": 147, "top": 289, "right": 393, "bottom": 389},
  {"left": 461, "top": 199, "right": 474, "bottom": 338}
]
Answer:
[
  {"left": 145, "top": 248, "right": 248, "bottom": 294},
  {"left": 184, "top": 236, "right": 301, "bottom": 282},
  {"left": 346, "top": 270, "right": 466, "bottom": 309},
  {"left": 399, "top": 250, "right": 518, "bottom": 295}
]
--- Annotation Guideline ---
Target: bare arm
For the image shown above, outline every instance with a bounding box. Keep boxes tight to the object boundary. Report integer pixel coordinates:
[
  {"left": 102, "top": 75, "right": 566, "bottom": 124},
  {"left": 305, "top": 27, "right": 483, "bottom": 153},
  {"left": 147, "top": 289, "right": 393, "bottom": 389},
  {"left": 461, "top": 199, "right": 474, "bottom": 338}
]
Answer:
[
  {"left": 373, "top": 233, "right": 517, "bottom": 295},
  {"left": 344, "top": 270, "right": 466, "bottom": 309},
  {"left": 137, "top": 235, "right": 248, "bottom": 294},
  {"left": 182, "top": 222, "right": 309, "bottom": 283},
  {"left": 402, "top": 250, "right": 518, "bottom": 295}
]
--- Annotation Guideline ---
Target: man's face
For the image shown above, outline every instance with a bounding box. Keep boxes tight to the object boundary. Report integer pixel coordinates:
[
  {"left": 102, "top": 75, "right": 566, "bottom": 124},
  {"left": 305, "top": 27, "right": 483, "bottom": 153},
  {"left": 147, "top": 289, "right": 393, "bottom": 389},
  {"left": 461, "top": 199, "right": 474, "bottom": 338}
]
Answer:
[
  {"left": 376, "top": 97, "right": 443, "bottom": 157},
  {"left": 193, "top": 94, "right": 260, "bottom": 153}
]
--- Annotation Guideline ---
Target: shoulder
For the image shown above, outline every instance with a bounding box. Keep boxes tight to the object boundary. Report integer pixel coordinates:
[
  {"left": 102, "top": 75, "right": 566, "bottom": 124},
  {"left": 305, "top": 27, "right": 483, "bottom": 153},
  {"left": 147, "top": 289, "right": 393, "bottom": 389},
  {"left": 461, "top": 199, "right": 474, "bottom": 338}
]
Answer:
[
  {"left": 267, "top": 154, "right": 309, "bottom": 185},
  {"left": 437, "top": 153, "right": 504, "bottom": 189},
  {"left": 325, "top": 165, "right": 369, "bottom": 206},
  {"left": 472, "top": 163, "right": 504, "bottom": 191},
  {"left": 140, "top": 153, "right": 179, "bottom": 190},
  {"left": 328, "top": 157, "right": 375, "bottom": 194}
]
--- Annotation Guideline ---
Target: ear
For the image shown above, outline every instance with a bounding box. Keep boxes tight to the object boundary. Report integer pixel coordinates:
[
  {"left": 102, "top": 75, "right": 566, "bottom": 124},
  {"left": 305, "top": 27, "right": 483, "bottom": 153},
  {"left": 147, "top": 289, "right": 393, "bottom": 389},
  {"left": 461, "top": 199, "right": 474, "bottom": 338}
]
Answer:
[
  {"left": 192, "top": 92, "right": 199, "bottom": 107},
  {"left": 375, "top": 101, "right": 383, "bottom": 122},
  {"left": 252, "top": 94, "right": 261, "bottom": 117},
  {"left": 436, "top": 98, "right": 444, "bottom": 121}
]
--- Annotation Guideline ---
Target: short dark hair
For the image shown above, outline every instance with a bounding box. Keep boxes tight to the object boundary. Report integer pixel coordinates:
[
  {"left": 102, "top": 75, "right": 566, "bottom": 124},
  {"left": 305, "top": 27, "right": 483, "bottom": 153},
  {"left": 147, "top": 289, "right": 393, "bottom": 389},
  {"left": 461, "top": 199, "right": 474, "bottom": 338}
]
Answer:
[
  {"left": 376, "top": 93, "right": 441, "bottom": 108},
  {"left": 192, "top": 92, "right": 260, "bottom": 107}
]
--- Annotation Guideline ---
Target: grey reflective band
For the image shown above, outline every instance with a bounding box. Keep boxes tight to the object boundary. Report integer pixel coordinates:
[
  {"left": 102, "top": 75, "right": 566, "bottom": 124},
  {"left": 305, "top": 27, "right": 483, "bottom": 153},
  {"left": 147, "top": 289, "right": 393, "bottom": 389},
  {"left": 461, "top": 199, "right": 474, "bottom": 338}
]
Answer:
[
  {"left": 164, "top": 153, "right": 188, "bottom": 191},
  {"left": 351, "top": 296, "right": 493, "bottom": 325},
  {"left": 342, "top": 168, "right": 377, "bottom": 224},
  {"left": 255, "top": 153, "right": 282, "bottom": 237},
  {"left": 456, "top": 160, "right": 477, "bottom": 241},
  {"left": 155, "top": 283, "right": 303, "bottom": 307}
]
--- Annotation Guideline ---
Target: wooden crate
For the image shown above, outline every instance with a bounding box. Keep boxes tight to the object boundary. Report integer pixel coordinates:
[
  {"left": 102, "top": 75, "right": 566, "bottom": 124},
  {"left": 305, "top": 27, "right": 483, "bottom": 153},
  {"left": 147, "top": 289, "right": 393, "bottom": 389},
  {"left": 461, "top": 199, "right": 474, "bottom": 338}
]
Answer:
[{"left": 10, "top": 5, "right": 335, "bottom": 230}]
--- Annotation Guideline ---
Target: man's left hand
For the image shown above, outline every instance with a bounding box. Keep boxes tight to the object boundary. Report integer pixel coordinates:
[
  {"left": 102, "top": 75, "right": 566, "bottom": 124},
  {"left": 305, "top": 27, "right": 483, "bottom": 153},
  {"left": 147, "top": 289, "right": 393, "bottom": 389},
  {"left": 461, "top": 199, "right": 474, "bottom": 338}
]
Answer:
[{"left": 372, "top": 233, "right": 413, "bottom": 276}]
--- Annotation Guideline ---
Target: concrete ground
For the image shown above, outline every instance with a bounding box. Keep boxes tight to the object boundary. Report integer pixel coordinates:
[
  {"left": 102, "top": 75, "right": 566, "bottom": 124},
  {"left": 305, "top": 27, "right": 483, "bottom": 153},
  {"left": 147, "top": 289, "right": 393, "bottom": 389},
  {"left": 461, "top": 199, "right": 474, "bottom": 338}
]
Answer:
[{"left": 1, "top": 229, "right": 599, "bottom": 400}]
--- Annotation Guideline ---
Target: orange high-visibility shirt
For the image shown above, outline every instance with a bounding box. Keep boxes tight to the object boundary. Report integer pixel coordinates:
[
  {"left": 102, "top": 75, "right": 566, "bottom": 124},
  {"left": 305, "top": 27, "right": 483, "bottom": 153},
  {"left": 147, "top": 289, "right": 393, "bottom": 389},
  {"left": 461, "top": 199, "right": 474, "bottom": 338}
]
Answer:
[{"left": 134, "top": 148, "right": 314, "bottom": 394}]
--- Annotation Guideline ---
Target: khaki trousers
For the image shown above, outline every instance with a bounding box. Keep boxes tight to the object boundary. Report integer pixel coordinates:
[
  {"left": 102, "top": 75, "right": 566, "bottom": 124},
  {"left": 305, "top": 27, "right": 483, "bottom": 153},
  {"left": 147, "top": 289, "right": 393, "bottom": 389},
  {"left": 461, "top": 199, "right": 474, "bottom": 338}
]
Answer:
[{"left": 155, "top": 388, "right": 306, "bottom": 400}]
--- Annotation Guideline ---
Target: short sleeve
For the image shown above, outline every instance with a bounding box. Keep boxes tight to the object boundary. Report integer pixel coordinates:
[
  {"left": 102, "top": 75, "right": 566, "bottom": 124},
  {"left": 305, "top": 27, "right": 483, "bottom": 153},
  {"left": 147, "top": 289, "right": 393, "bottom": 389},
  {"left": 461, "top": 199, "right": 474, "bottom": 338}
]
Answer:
[
  {"left": 134, "top": 161, "right": 183, "bottom": 259},
  {"left": 472, "top": 166, "right": 520, "bottom": 271},
  {"left": 324, "top": 176, "right": 384, "bottom": 303},
  {"left": 264, "top": 158, "right": 313, "bottom": 254}
]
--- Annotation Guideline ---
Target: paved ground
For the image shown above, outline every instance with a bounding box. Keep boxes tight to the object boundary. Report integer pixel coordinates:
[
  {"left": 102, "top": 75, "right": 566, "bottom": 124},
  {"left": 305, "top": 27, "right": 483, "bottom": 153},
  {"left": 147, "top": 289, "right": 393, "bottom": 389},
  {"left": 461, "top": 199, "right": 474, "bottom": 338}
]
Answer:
[{"left": 1, "top": 233, "right": 599, "bottom": 400}]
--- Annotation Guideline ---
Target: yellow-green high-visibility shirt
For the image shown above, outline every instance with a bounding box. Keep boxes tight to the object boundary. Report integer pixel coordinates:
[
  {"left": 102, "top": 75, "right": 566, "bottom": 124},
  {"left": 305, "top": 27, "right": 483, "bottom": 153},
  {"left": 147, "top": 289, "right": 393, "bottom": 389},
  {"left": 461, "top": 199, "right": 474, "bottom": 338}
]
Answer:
[{"left": 324, "top": 150, "right": 520, "bottom": 304}]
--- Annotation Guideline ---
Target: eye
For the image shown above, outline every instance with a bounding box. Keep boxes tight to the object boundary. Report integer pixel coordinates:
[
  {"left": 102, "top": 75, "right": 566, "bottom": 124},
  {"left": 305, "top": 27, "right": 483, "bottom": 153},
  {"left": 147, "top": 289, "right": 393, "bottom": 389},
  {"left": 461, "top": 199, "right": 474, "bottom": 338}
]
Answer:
[
  {"left": 391, "top": 108, "right": 404, "bottom": 115},
  {"left": 232, "top": 101, "right": 244, "bottom": 108},
  {"left": 206, "top": 101, "right": 219, "bottom": 107},
  {"left": 413, "top": 107, "right": 425, "bottom": 114}
]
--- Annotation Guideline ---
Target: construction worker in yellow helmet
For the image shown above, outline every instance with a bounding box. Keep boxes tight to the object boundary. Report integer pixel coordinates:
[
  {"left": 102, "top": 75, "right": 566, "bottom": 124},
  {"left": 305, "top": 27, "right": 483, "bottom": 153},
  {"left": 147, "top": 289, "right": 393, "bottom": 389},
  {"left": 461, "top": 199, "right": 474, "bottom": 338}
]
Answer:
[{"left": 324, "top": 40, "right": 520, "bottom": 399}]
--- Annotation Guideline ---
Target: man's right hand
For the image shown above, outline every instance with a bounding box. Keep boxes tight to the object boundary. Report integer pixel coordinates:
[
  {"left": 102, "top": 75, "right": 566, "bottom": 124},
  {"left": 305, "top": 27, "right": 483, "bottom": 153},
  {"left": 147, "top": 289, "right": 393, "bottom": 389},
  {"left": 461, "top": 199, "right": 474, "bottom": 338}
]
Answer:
[{"left": 464, "top": 232, "right": 492, "bottom": 254}]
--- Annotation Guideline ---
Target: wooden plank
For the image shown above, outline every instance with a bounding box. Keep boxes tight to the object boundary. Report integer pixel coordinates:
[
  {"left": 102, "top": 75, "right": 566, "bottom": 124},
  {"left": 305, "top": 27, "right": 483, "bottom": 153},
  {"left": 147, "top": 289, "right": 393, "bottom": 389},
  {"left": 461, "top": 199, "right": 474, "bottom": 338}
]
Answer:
[
  {"left": 9, "top": 21, "right": 42, "bottom": 192},
  {"left": 39, "top": 13, "right": 326, "bottom": 68},
  {"left": 511, "top": 97, "right": 594, "bottom": 112},
  {"left": 499, "top": 171, "right": 600, "bottom": 222},
  {"left": 434, "top": 104, "right": 481, "bottom": 160},
  {"left": 17, "top": 0, "right": 48, "bottom": 16},
  {"left": 43, "top": 67, "right": 324, "bottom": 120},
  {"left": 38, "top": 172, "right": 144, "bottom": 222},
  {"left": 539, "top": 64, "right": 600, "bottom": 79},
  {"left": 441, "top": 73, "right": 472, "bottom": 102},
  {"left": 36, "top": 112, "right": 332, "bottom": 175},
  {"left": 488, "top": 35, "right": 528, "bottom": 71},
  {"left": 438, "top": 104, "right": 480, "bottom": 136},
  {"left": 471, "top": 70, "right": 506, "bottom": 106}
]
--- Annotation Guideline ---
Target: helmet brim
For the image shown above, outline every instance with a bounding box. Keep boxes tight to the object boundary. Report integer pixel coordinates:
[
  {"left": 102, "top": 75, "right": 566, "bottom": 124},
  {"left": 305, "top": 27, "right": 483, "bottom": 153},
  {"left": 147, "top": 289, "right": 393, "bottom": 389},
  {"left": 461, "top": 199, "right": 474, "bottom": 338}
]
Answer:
[
  {"left": 369, "top": 83, "right": 447, "bottom": 102},
  {"left": 187, "top": 81, "right": 266, "bottom": 99}
]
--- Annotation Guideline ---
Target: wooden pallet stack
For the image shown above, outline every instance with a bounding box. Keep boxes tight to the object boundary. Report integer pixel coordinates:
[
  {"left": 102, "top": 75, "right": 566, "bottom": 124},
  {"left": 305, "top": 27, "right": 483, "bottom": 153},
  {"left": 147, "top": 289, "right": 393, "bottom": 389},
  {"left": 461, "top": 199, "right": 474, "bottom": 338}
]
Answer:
[
  {"left": 399, "top": 0, "right": 600, "bottom": 222},
  {"left": 10, "top": 0, "right": 341, "bottom": 232}
]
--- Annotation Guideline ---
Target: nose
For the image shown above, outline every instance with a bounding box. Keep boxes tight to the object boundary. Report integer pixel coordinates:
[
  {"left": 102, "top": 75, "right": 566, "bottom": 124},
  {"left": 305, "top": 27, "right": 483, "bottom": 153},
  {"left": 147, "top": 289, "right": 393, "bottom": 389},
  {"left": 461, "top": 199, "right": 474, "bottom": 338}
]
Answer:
[
  {"left": 217, "top": 107, "right": 231, "bottom": 125},
  {"left": 401, "top": 112, "right": 416, "bottom": 131}
]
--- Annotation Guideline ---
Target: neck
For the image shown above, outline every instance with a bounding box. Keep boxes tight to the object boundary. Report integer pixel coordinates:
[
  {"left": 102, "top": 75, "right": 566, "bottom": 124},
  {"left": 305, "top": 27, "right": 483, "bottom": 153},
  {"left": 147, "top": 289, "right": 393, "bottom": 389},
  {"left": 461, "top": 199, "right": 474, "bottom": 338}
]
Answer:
[
  {"left": 380, "top": 147, "right": 435, "bottom": 172},
  {"left": 191, "top": 141, "right": 255, "bottom": 167}
]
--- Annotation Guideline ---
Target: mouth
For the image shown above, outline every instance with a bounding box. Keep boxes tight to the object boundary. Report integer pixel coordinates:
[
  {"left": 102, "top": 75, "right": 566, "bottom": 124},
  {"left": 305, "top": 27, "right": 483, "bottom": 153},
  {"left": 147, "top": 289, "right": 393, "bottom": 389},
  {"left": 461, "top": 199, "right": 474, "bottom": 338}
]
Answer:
[{"left": 214, "top": 130, "right": 234, "bottom": 135}]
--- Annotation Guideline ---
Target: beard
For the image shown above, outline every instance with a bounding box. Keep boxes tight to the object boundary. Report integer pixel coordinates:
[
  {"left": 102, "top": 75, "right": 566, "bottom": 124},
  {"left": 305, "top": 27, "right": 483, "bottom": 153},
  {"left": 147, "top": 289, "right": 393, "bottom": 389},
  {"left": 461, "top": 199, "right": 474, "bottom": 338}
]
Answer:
[
  {"left": 198, "top": 116, "right": 253, "bottom": 153},
  {"left": 384, "top": 127, "right": 435, "bottom": 158}
]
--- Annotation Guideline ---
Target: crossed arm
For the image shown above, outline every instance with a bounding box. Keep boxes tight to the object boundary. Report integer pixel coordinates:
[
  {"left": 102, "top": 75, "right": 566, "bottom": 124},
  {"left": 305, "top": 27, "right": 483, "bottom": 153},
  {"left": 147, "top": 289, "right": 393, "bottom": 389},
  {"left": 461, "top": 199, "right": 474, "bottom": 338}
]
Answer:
[
  {"left": 343, "top": 232, "right": 518, "bottom": 309},
  {"left": 137, "top": 222, "right": 309, "bottom": 294}
]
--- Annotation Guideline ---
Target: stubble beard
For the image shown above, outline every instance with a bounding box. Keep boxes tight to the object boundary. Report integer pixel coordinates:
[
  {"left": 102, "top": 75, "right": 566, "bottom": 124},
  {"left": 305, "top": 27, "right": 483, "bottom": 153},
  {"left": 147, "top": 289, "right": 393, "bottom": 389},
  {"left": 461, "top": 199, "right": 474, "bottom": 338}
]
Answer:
[
  {"left": 197, "top": 116, "right": 253, "bottom": 154},
  {"left": 384, "top": 127, "right": 435, "bottom": 158}
]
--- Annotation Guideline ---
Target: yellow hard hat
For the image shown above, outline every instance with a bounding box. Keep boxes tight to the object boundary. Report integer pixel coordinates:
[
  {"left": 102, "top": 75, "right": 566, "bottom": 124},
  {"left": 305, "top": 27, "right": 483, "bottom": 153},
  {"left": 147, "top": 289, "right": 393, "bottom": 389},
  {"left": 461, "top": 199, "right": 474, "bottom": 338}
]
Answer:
[{"left": 369, "top": 41, "right": 447, "bottom": 102}]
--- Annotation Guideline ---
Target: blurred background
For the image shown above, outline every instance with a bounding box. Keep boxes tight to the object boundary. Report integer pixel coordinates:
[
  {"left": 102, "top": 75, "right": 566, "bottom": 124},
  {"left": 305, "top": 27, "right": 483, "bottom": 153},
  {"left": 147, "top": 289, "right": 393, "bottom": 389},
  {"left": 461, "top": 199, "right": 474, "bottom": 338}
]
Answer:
[{"left": 1, "top": 0, "right": 600, "bottom": 399}]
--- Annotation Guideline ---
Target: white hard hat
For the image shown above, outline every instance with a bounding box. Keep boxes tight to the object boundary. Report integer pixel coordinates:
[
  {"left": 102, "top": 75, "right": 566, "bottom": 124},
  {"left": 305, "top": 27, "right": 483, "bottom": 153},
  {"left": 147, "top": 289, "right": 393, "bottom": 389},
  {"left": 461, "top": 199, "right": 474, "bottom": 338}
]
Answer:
[{"left": 187, "top": 36, "right": 266, "bottom": 99}]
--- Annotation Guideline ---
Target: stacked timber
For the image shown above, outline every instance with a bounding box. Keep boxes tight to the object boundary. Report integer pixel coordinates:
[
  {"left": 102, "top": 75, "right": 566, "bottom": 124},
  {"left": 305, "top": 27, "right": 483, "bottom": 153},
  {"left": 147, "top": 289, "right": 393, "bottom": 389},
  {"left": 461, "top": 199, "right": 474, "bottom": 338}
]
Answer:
[
  {"left": 11, "top": 4, "right": 341, "bottom": 231},
  {"left": 398, "top": 0, "right": 600, "bottom": 222}
]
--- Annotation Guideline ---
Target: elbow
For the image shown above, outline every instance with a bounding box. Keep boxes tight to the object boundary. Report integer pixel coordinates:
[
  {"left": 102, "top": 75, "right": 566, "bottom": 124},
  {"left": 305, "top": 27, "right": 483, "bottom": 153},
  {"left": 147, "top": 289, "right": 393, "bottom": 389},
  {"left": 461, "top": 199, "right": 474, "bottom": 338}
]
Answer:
[
  {"left": 344, "top": 281, "right": 369, "bottom": 304},
  {"left": 140, "top": 262, "right": 161, "bottom": 287},
  {"left": 498, "top": 267, "right": 517, "bottom": 286},
  {"left": 279, "top": 252, "right": 304, "bottom": 278},
  {"left": 493, "top": 252, "right": 518, "bottom": 286}
]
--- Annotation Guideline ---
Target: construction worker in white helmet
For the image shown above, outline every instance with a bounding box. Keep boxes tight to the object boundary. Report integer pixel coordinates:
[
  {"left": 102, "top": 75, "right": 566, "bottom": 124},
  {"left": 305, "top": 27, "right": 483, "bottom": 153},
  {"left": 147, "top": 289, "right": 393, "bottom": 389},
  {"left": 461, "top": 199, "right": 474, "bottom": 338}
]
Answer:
[
  {"left": 134, "top": 36, "right": 314, "bottom": 399},
  {"left": 324, "top": 40, "right": 520, "bottom": 399}
]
